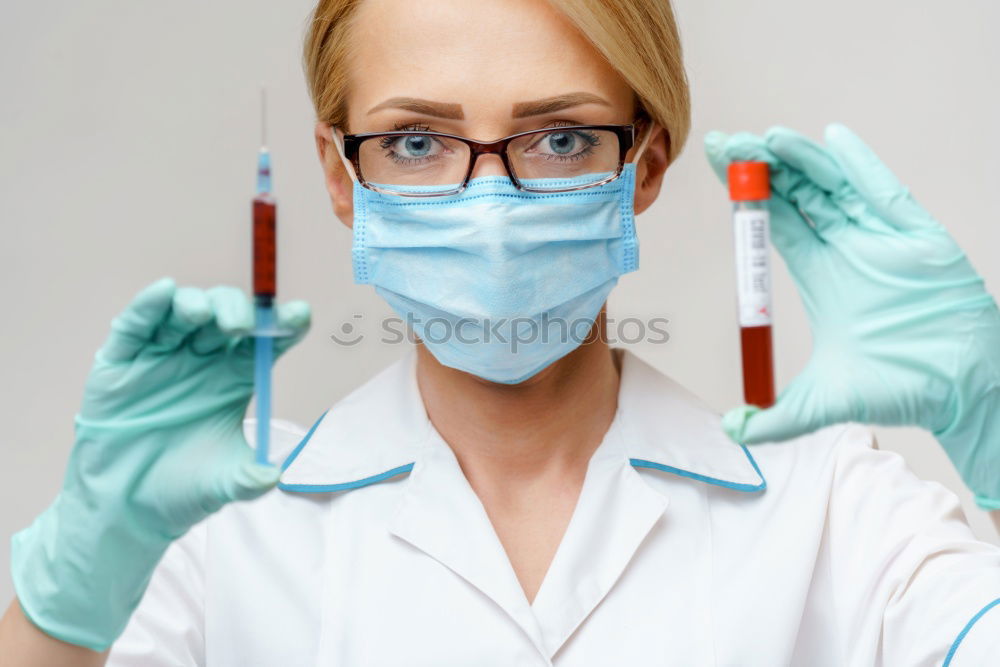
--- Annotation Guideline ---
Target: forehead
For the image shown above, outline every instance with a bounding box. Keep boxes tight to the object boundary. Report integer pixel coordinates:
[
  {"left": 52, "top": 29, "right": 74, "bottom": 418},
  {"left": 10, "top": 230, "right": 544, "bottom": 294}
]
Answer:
[{"left": 346, "top": 0, "right": 634, "bottom": 123}]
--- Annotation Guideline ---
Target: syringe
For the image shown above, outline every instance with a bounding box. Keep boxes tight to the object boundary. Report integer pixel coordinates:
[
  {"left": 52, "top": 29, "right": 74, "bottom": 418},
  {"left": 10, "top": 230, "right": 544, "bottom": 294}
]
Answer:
[{"left": 252, "top": 86, "right": 280, "bottom": 465}]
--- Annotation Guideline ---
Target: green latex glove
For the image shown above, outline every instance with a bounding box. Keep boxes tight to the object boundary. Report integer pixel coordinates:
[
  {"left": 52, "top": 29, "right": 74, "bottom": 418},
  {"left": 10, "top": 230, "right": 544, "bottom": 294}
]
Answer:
[
  {"left": 10, "top": 277, "right": 310, "bottom": 650},
  {"left": 704, "top": 124, "right": 1000, "bottom": 509}
]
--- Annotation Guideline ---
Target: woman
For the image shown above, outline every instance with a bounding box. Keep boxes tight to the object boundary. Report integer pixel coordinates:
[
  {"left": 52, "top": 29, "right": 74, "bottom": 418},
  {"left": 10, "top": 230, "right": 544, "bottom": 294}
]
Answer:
[{"left": 3, "top": 0, "right": 1000, "bottom": 664}]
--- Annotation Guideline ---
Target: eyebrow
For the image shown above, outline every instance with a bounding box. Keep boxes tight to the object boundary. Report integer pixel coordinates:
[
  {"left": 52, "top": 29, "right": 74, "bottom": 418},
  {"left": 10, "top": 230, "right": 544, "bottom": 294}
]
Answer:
[
  {"left": 365, "top": 91, "right": 611, "bottom": 120},
  {"left": 367, "top": 97, "right": 464, "bottom": 119},
  {"left": 511, "top": 92, "right": 611, "bottom": 118}
]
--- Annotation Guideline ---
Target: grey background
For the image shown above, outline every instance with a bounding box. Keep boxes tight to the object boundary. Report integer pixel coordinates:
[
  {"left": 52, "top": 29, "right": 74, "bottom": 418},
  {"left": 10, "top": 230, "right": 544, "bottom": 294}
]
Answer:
[{"left": 2, "top": 0, "right": 998, "bottom": 605}]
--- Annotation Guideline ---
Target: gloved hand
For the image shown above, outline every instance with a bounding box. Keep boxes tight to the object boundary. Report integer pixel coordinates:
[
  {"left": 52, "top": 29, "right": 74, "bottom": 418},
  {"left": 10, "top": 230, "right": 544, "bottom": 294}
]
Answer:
[
  {"left": 10, "top": 277, "right": 311, "bottom": 650},
  {"left": 703, "top": 123, "right": 1000, "bottom": 509}
]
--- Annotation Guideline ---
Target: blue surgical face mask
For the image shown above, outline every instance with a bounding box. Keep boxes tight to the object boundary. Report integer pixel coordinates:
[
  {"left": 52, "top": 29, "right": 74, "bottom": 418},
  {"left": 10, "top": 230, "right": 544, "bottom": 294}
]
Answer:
[{"left": 340, "top": 132, "right": 649, "bottom": 384}]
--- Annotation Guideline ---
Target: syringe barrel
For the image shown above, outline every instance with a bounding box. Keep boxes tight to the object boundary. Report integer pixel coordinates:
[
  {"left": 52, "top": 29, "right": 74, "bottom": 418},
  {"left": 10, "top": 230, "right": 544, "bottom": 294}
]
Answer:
[
  {"left": 253, "top": 194, "right": 276, "bottom": 298},
  {"left": 728, "top": 162, "right": 775, "bottom": 409}
]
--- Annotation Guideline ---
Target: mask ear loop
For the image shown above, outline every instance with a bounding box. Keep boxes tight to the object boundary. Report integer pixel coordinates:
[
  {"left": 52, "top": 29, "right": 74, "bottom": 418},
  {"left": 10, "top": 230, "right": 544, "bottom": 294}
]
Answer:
[
  {"left": 630, "top": 120, "right": 655, "bottom": 165},
  {"left": 331, "top": 125, "right": 359, "bottom": 183}
]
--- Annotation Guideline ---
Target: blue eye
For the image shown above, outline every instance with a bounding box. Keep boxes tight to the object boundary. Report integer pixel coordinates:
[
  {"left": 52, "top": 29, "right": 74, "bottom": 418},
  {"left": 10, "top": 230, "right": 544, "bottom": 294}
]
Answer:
[
  {"left": 530, "top": 129, "right": 601, "bottom": 162},
  {"left": 546, "top": 132, "right": 576, "bottom": 155},
  {"left": 377, "top": 132, "right": 446, "bottom": 164},
  {"left": 403, "top": 136, "right": 431, "bottom": 157}
]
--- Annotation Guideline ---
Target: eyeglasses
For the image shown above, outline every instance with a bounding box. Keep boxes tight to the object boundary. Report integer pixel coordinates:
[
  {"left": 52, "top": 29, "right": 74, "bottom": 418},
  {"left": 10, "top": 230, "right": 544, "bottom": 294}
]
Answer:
[{"left": 333, "top": 118, "right": 653, "bottom": 198}]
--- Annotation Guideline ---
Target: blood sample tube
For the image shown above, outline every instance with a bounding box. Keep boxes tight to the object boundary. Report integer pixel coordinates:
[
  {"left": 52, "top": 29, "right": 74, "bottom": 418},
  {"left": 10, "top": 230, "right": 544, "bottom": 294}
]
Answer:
[{"left": 728, "top": 161, "right": 775, "bottom": 408}]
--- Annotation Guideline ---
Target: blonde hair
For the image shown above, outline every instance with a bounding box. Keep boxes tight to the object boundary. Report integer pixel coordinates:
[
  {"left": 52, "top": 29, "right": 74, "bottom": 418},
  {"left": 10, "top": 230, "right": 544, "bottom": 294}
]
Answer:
[{"left": 302, "top": 0, "right": 691, "bottom": 163}]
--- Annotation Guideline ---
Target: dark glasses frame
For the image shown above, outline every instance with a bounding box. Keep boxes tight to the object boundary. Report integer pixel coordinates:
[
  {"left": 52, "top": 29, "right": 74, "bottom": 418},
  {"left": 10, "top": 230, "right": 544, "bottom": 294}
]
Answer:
[{"left": 340, "top": 116, "right": 652, "bottom": 197}]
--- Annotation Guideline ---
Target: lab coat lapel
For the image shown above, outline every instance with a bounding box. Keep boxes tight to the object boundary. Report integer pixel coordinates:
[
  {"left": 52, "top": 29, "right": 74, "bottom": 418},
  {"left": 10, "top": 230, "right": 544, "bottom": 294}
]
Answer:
[
  {"left": 528, "top": 424, "right": 669, "bottom": 659},
  {"left": 525, "top": 350, "right": 764, "bottom": 660},
  {"left": 387, "top": 430, "right": 548, "bottom": 655}
]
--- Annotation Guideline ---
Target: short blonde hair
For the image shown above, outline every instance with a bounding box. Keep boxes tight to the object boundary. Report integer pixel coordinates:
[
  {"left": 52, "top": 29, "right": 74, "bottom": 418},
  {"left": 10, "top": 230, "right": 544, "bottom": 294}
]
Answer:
[{"left": 302, "top": 0, "right": 691, "bottom": 163}]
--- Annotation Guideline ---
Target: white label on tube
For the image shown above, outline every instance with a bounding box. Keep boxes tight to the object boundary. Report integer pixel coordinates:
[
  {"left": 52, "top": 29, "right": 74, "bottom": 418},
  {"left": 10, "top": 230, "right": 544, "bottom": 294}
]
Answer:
[{"left": 733, "top": 209, "right": 773, "bottom": 327}]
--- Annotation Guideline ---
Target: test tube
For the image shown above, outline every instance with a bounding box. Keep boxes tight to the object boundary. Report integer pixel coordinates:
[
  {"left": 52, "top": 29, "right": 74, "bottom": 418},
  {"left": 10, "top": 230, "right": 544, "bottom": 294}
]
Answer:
[{"left": 728, "top": 161, "right": 775, "bottom": 408}]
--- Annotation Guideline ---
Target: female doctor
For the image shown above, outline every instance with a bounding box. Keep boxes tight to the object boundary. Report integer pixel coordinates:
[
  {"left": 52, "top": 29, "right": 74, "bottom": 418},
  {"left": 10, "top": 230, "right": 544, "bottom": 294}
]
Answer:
[{"left": 3, "top": 0, "right": 1000, "bottom": 664}]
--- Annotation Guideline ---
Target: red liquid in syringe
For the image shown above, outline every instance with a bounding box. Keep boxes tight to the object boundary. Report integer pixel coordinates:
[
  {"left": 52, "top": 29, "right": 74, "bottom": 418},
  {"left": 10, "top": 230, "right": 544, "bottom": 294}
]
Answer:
[
  {"left": 253, "top": 193, "right": 276, "bottom": 299},
  {"left": 728, "top": 161, "right": 775, "bottom": 408}
]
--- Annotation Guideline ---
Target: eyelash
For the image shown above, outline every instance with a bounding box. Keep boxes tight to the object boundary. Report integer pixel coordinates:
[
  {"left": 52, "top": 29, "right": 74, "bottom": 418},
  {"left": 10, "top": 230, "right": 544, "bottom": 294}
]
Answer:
[{"left": 391, "top": 122, "right": 432, "bottom": 132}]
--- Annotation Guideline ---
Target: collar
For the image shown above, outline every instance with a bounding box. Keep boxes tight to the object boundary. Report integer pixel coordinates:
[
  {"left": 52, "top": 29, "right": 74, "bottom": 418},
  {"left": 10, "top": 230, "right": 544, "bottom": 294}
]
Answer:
[
  {"left": 278, "top": 348, "right": 765, "bottom": 494},
  {"left": 614, "top": 350, "right": 766, "bottom": 491}
]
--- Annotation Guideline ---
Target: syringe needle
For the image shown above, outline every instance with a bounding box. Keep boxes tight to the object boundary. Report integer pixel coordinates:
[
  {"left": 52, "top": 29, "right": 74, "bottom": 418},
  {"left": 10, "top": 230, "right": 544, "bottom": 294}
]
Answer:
[{"left": 259, "top": 84, "right": 267, "bottom": 148}]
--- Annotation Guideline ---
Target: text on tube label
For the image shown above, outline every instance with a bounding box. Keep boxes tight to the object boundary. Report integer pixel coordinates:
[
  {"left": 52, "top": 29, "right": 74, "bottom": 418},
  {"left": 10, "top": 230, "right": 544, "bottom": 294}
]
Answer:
[{"left": 733, "top": 209, "right": 773, "bottom": 327}]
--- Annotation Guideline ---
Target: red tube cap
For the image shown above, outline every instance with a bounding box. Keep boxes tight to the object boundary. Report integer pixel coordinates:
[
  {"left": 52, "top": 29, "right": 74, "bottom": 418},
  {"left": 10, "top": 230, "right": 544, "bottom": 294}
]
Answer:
[{"left": 728, "top": 161, "right": 770, "bottom": 201}]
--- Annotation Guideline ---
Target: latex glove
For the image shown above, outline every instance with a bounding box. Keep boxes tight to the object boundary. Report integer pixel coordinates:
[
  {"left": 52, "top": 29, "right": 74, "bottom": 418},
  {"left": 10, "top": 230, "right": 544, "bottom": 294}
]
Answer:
[
  {"left": 10, "top": 277, "right": 311, "bottom": 650},
  {"left": 704, "top": 124, "right": 1000, "bottom": 509}
]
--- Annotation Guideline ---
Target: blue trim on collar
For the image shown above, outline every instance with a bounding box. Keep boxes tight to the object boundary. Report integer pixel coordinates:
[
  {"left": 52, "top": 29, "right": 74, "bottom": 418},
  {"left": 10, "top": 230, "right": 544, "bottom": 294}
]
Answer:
[
  {"left": 278, "top": 463, "right": 415, "bottom": 493},
  {"left": 279, "top": 409, "right": 766, "bottom": 495},
  {"left": 943, "top": 597, "right": 1000, "bottom": 667},
  {"left": 278, "top": 409, "right": 415, "bottom": 494},
  {"left": 630, "top": 445, "right": 767, "bottom": 493},
  {"left": 280, "top": 410, "right": 329, "bottom": 472}
]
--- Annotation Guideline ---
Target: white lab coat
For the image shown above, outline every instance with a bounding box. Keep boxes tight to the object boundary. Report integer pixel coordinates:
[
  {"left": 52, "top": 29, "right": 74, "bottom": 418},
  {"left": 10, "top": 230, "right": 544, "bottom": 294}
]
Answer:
[{"left": 106, "top": 348, "right": 1000, "bottom": 666}]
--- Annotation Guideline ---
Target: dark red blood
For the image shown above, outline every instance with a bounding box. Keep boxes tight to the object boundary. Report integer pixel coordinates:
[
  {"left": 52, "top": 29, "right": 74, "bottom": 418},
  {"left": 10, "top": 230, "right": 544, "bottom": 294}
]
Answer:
[
  {"left": 740, "top": 325, "right": 775, "bottom": 408},
  {"left": 253, "top": 197, "right": 276, "bottom": 296}
]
